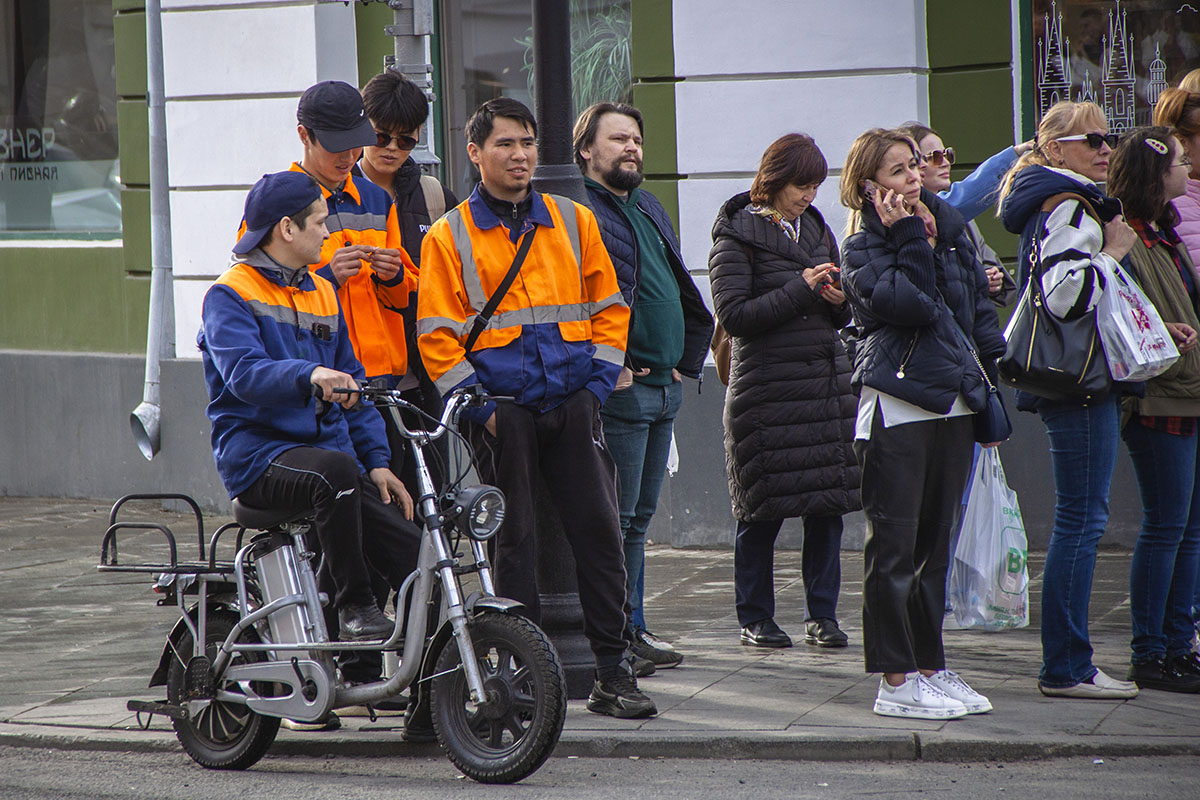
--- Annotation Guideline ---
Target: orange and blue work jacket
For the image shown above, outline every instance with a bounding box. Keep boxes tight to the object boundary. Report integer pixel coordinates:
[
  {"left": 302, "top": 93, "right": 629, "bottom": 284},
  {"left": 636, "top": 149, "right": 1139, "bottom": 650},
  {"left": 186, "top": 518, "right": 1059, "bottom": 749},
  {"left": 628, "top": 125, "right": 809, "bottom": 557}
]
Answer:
[
  {"left": 253, "top": 164, "right": 418, "bottom": 383},
  {"left": 198, "top": 250, "right": 389, "bottom": 499},
  {"left": 417, "top": 189, "right": 630, "bottom": 424}
]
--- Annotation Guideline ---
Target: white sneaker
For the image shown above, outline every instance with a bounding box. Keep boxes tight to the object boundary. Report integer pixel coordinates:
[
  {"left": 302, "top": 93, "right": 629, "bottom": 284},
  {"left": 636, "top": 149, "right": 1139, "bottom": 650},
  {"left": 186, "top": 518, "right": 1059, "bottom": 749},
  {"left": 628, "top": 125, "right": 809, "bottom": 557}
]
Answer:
[
  {"left": 926, "top": 669, "right": 992, "bottom": 713},
  {"left": 873, "top": 674, "right": 968, "bottom": 720}
]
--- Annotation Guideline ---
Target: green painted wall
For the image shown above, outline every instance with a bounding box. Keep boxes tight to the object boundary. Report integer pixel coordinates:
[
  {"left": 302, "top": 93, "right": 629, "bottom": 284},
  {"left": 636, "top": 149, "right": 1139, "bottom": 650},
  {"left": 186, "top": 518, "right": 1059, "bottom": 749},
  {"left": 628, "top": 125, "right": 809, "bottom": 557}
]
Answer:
[
  {"left": 926, "top": 0, "right": 1019, "bottom": 261},
  {"left": 630, "top": 0, "right": 678, "bottom": 230},
  {"left": 0, "top": 1, "right": 151, "bottom": 353}
]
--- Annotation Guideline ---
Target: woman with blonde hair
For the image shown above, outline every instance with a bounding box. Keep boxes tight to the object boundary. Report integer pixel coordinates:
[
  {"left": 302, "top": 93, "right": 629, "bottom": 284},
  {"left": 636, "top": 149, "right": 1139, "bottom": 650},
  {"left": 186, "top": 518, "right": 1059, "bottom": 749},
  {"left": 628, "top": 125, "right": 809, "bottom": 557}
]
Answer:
[
  {"left": 839, "top": 128, "right": 1005, "bottom": 719},
  {"left": 998, "top": 100, "right": 1141, "bottom": 699}
]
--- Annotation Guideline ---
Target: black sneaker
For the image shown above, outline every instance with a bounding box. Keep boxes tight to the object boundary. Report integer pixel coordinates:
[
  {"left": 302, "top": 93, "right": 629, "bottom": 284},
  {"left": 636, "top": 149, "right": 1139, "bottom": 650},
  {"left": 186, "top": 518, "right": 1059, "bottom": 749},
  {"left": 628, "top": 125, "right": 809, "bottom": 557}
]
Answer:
[
  {"left": 338, "top": 602, "right": 393, "bottom": 640},
  {"left": 1127, "top": 657, "right": 1200, "bottom": 693},
  {"left": 631, "top": 636, "right": 684, "bottom": 669},
  {"left": 1170, "top": 651, "right": 1200, "bottom": 679},
  {"left": 587, "top": 669, "right": 657, "bottom": 719},
  {"left": 631, "top": 654, "right": 657, "bottom": 677}
]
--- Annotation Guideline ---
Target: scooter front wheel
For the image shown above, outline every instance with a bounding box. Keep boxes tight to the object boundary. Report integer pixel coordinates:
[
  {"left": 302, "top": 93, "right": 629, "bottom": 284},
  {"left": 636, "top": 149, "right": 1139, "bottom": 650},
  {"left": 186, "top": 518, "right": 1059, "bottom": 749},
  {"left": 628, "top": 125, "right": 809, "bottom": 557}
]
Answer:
[
  {"left": 166, "top": 609, "right": 280, "bottom": 770},
  {"left": 430, "top": 611, "right": 566, "bottom": 783}
]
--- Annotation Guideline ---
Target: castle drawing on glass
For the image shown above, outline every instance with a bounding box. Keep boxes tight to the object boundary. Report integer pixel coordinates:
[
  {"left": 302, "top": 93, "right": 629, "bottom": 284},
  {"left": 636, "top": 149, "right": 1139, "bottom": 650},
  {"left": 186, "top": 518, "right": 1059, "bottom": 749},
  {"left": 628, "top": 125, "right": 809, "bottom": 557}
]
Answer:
[{"left": 1035, "top": 0, "right": 1195, "bottom": 131}]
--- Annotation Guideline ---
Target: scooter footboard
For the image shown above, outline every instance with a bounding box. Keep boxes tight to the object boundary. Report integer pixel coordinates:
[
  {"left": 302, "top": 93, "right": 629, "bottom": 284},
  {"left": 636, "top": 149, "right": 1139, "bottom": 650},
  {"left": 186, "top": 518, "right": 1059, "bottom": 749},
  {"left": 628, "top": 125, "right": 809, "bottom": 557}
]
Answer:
[{"left": 222, "top": 659, "right": 333, "bottom": 723}]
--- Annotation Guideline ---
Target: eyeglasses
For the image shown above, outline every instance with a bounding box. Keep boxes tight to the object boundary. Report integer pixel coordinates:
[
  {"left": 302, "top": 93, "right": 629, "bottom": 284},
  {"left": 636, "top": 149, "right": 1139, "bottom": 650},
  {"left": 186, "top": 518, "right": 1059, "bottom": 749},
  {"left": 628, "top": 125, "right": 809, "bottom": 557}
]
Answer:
[
  {"left": 1172, "top": 156, "right": 1193, "bottom": 169},
  {"left": 922, "top": 147, "right": 955, "bottom": 166},
  {"left": 1056, "top": 132, "right": 1119, "bottom": 150},
  {"left": 374, "top": 130, "right": 419, "bottom": 150}
]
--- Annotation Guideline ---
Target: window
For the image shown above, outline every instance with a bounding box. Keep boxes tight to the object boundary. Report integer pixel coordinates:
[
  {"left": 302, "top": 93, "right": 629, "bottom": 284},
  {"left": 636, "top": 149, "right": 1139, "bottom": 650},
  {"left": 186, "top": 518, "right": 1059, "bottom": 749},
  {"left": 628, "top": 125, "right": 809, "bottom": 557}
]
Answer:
[
  {"left": 1032, "top": 0, "right": 1200, "bottom": 131},
  {"left": 438, "top": 0, "right": 631, "bottom": 199},
  {"left": 0, "top": 0, "right": 120, "bottom": 236}
]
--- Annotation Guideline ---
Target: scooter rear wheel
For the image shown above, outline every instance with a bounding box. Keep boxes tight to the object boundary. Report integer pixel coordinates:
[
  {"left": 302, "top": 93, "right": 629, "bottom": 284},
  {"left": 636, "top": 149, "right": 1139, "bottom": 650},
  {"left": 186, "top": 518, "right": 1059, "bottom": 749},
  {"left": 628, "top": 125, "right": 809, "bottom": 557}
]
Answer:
[
  {"left": 166, "top": 609, "right": 280, "bottom": 770},
  {"left": 430, "top": 611, "right": 566, "bottom": 783}
]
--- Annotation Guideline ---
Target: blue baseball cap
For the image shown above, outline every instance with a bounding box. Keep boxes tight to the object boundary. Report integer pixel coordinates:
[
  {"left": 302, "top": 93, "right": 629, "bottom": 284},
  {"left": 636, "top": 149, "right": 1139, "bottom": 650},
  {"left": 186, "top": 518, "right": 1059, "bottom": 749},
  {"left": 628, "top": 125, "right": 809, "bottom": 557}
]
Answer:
[{"left": 233, "top": 172, "right": 323, "bottom": 255}]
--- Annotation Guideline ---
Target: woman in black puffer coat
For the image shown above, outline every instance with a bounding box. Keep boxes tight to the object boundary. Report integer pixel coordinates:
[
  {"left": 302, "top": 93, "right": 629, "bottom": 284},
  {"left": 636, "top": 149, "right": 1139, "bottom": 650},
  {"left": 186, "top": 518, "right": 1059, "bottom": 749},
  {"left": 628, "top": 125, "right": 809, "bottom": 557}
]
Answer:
[{"left": 709, "top": 134, "right": 861, "bottom": 651}]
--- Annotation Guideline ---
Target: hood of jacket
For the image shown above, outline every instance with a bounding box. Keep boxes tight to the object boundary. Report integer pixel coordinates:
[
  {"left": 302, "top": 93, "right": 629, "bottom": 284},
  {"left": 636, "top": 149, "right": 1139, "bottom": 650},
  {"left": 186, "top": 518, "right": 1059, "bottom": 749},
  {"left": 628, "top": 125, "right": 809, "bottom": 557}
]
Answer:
[
  {"left": 999, "top": 165, "right": 1123, "bottom": 234},
  {"left": 711, "top": 190, "right": 831, "bottom": 258}
]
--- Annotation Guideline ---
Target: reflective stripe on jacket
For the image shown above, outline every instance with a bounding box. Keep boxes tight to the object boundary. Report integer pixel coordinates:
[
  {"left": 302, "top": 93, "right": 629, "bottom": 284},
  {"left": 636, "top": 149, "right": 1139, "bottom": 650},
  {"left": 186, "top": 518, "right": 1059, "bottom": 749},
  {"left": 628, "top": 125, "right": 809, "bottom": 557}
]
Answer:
[
  {"left": 416, "top": 188, "right": 629, "bottom": 422},
  {"left": 198, "top": 251, "right": 389, "bottom": 499},
  {"left": 289, "top": 163, "right": 417, "bottom": 382}
]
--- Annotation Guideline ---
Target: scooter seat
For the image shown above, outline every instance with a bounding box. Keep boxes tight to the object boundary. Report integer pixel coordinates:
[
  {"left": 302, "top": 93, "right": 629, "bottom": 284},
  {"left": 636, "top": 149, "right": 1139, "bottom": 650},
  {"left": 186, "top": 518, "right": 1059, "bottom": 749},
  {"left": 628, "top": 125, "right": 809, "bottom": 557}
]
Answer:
[{"left": 232, "top": 498, "right": 313, "bottom": 530}]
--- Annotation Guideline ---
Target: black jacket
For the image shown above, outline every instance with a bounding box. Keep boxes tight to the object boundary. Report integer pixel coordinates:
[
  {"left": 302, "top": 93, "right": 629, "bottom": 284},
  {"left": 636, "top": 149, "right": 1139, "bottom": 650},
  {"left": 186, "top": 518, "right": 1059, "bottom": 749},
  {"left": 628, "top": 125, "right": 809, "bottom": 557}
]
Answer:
[
  {"left": 585, "top": 179, "right": 714, "bottom": 379},
  {"left": 709, "top": 191, "right": 861, "bottom": 522},
  {"left": 842, "top": 189, "right": 1005, "bottom": 415}
]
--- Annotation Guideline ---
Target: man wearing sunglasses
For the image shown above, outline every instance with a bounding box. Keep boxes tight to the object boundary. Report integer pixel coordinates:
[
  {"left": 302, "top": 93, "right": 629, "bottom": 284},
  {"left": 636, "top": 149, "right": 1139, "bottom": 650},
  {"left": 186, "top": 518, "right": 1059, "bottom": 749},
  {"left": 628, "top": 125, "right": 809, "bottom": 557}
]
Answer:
[{"left": 355, "top": 70, "right": 459, "bottom": 491}]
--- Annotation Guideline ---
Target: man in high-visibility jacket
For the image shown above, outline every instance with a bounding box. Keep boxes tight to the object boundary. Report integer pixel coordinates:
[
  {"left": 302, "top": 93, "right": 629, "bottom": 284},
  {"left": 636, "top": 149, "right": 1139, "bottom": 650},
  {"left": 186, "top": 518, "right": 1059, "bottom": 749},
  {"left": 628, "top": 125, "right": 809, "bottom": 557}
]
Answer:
[
  {"left": 239, "top": 81, "right": 420, "bottom": 478},
  {"left": 201, "top": 172, "right": 420, "bottom": 668},
  {"left": 417, "top": 98, "right": 655, "bottom": 719}
]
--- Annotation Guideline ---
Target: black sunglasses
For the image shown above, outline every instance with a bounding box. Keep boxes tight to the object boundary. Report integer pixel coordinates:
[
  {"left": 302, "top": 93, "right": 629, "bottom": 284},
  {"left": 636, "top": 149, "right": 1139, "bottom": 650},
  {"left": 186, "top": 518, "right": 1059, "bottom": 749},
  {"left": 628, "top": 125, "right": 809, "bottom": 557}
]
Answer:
[
  {"left": 375, "top": 130, "right": 419, "bottom": 150},
  {"left": 1056, "top": 132, "right": 1119, "bottom": 150}
]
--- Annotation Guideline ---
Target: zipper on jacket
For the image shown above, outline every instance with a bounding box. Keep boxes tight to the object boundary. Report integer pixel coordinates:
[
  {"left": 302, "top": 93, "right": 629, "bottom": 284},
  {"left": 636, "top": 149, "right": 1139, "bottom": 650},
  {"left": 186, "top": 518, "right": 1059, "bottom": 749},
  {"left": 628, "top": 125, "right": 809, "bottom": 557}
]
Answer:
[{"left": 896, "top": 330, "right": 920, "bottom": 379}]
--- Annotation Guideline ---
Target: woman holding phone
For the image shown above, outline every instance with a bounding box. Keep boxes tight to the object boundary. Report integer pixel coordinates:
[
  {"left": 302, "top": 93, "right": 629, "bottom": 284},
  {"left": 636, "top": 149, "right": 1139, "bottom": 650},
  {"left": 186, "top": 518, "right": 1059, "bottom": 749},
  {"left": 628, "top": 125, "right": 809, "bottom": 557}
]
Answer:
[
  {"left": 839, "top": 128, "right": 1005, "bottom": 719},
  {"left": 709, "top": 133, "right": 860, "bottom": 651}
]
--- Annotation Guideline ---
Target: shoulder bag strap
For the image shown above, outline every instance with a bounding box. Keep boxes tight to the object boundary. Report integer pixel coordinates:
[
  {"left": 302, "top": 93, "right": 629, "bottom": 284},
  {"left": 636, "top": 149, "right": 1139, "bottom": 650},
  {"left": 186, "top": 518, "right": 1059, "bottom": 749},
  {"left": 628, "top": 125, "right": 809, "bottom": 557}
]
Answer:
[{"left": 463, "top": 225, "right": 538, "bottom": 354}]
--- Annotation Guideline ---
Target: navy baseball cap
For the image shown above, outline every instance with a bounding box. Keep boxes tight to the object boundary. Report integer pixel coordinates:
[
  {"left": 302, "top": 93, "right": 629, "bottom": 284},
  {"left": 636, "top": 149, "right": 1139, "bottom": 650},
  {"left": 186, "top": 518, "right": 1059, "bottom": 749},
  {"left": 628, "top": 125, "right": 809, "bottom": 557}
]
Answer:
[
  {"left": 296, "top": 81, "right": 376, "bottom": 153},
  {"left": 233, "top": 172, "right": 323, "bottom": 255}
]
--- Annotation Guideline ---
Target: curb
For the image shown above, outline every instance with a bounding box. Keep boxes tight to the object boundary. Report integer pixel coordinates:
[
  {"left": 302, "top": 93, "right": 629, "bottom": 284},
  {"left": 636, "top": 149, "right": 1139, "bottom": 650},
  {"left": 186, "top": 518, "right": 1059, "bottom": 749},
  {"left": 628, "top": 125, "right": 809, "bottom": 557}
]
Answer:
[{"left": 5, "top": 724, "right": 1198, "bottom": 764}]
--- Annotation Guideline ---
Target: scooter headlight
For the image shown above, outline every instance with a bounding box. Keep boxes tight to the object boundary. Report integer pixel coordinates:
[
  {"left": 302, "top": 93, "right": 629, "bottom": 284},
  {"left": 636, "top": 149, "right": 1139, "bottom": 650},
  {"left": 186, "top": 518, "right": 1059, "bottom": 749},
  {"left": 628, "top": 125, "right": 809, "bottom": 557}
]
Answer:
[{"left": 450, "top": 486, "right": 506, "bottom": 541}]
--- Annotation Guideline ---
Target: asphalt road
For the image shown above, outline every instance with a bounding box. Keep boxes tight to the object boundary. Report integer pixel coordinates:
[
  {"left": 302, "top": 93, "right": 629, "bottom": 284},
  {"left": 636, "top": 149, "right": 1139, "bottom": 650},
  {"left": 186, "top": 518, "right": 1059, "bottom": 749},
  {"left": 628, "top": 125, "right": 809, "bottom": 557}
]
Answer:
[{"left": 2, "top": 747, "right": 1198, "bottom": 800}]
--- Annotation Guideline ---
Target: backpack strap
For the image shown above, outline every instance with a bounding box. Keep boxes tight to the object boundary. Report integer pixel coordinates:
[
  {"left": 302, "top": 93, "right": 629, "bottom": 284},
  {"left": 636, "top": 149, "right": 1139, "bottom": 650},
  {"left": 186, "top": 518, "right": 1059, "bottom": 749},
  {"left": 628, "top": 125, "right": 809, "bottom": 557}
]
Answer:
[{"left": 420, "top": 174, "right": 446, "bottom": 221}]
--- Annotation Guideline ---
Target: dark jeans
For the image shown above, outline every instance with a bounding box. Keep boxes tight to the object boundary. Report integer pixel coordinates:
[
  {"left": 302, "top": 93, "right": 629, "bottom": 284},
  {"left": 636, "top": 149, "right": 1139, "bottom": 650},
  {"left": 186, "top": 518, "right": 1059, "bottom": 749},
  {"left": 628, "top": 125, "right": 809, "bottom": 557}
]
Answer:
[
  {"left": 240, "top": 446, "right": 422, "bottom": 682},
  {"left": 854, "top": 413, "right": 975, "bottom": 674},
  {"left": 1036, "top": 398, "right": 1120, "bottom": 687},
  {"left": 734, "top": 516, "right": 843, "bottom": 627},
  {"left": 470, "top": 390, "right": 632, "bottom": 670},
  {"left": 1122, "top": 421, "right": 1200, "bottom": 664},
  {"left": 601, "top": 379, "right": 683, "bottom": 633}
]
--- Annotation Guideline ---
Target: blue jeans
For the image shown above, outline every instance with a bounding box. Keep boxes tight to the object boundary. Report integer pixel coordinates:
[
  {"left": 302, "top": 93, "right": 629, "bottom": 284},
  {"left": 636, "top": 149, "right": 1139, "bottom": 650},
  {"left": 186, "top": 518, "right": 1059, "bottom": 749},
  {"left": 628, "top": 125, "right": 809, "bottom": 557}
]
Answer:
[
  {"left": 1122, "top": 421, "right": 1200, "bottom": 664},
  {"left": 1037, "top": 397, "right": 1120, "bottom": 688},
  {"left": 601, "top": 379, "right": 683, "bottom": 633}
]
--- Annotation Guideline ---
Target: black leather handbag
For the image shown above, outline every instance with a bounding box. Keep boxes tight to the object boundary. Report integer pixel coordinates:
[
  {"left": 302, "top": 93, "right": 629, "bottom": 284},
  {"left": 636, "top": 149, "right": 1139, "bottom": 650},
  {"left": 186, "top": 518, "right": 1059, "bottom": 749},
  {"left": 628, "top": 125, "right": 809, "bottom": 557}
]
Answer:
[{"left": 997, "top": 193, "right": 1113, "bottom": 402}]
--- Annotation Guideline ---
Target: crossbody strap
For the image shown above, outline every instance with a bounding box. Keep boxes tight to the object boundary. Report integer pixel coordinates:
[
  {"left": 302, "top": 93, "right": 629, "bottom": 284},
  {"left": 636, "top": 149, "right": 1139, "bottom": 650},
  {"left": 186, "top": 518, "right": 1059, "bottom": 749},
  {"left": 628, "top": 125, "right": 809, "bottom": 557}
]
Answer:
[{"left": 463, "top": 226, "right": 538, "bottom": 353}]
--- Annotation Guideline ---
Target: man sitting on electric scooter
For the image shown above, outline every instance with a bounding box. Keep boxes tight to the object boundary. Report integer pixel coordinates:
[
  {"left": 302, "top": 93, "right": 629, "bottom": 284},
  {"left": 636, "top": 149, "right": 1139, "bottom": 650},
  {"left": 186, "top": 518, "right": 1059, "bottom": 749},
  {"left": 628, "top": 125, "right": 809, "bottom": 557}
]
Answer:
[{"left": 198, "top": 171, "right": 421, "bottom": 687}]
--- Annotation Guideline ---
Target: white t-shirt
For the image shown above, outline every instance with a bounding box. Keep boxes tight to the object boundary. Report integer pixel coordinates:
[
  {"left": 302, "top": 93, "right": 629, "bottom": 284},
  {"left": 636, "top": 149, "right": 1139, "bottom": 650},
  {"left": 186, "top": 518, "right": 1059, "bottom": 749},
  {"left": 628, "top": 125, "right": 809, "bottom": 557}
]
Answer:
[{"left": 855, "top": 386, "right": 972, "bottom": 440}]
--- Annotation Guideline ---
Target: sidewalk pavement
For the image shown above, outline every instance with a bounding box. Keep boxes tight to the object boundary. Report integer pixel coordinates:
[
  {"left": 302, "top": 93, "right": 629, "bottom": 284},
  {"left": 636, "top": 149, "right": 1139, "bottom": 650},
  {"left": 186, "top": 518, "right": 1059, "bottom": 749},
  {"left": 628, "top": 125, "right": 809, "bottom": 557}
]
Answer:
[{"left": 2, "top": 496, "right": 1198, "bottom": 764}]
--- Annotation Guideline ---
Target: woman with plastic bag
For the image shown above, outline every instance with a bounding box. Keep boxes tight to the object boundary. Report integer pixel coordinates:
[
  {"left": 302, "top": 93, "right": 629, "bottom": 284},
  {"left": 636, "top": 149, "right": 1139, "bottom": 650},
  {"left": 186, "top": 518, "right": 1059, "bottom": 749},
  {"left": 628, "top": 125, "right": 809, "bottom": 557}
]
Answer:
[
  {"left": 997, "top": 100, "right": 1140, "bottom": 700},
  {"left": 839, "top": 128, "right": 1005, "bottom": 719},
  {"left": 1106, "top": 127, "right": 1200, "bottom": 693}
]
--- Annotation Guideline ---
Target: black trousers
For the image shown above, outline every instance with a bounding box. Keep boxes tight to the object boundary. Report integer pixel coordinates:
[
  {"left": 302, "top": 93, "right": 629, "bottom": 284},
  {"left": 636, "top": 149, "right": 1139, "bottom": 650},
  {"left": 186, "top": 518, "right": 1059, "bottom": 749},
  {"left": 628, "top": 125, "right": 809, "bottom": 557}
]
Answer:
[
  {"left": 241, "top": 447, "right": 422, "bottom": 683},
  {"left": 240, "top": 446, "right": 421, "bottom": 612},
  {"left": 378, "top": 385, "right": 448, "bottom": 505},
  {"left": 853, "top": 413, "right": 974, "bottom": 674},
  {"left": 470, "top": 390, "right": 632, "bottom": 670},
  {"left": 734, "top": 515, "right": 844, "bottom": 627}
]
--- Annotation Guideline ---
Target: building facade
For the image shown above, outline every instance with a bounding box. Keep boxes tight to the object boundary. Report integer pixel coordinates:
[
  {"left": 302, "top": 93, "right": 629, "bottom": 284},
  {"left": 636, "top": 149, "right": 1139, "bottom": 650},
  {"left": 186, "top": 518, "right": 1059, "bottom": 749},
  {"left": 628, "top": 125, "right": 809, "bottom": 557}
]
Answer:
[{"left": 5, "top": 0, "right": 1187, "bottom": 546}]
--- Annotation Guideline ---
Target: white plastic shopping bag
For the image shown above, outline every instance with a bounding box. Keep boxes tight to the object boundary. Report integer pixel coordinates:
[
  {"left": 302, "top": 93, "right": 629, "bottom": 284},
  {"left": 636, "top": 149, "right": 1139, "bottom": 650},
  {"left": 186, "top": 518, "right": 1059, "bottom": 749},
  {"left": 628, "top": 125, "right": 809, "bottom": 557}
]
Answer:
[
  {"left": 949, "top": 448, "right": 1030, "bottom": 629},
  {"left": 1096, "top": 260, "right": 1179, "bottom": 382}
]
